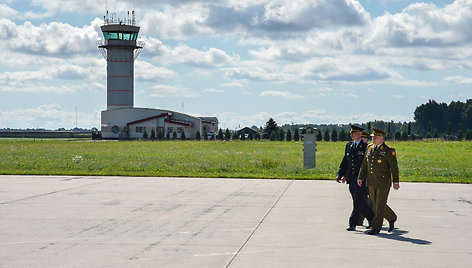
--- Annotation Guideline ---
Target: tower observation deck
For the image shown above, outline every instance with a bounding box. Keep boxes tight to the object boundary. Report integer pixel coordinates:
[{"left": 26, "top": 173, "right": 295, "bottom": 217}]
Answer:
[{"left": 97, "top": 11, "right": 144, "bottom": 110}]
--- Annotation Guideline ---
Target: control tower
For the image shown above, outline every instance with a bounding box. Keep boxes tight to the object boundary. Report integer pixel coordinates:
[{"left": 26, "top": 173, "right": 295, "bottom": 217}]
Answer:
[{"left": 97, "top": 11, "right": 144, "bottom": 110}]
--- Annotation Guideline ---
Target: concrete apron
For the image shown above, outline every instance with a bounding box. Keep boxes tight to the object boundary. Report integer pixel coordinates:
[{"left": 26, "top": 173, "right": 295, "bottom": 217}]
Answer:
[{"left": 0, "top": 175, "right": 471, "bottom": 267}]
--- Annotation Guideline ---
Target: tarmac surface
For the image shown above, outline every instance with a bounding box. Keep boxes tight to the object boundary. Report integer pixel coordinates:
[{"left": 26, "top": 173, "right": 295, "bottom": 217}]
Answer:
[{"left": 0, "top": 175, "right": 471, "bottom": 267}]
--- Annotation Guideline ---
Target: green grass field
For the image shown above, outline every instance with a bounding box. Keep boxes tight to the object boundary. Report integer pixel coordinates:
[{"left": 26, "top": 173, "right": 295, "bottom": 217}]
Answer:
[{"left": 1, "top": 139, "right": 471, "bottom": 183}]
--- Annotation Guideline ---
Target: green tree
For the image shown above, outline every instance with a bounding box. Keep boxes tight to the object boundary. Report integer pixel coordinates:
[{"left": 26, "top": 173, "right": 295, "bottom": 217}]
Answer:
[
  {"left": 323, "top": 128, "right": 330, "bottom": 142},
  {"left": 401, "top": 130, "right": 408, "bottom": 141},
  {"left": 180, "top": 130, "right": 186, "bottom": 140},
  {"left": 158, "top": 129, "right": 164, "bottom": 140},
  {"left": 278, "top": 129, "right": 285, "bottom": 141},
  {"left": 316, "top": 130, "right": 323, "bottom": 141},
  {"left": 248, "top": 132, "right": 254, "bottom": 140},
  {"left": 338, "top": 128, "right": 346, "bottom": 142},
  {"left": 331, "top": 128, "right": 338, "bottom": 142},
  {"left": 150, "top": 128, "right": 156, "bottom": 140},
  {"left": 294, "top": 128, "right": 300, "bottom": 141},
  {"left": 240, "top": 132, "right": 246, "bottom": 140},
  {"left": 217, "top": 129, "right": 224, "bottom": 140},
  {"left": 407, "top": 122, "right": 411, "bottom": 135},
  {"left": 457, "top": 130, "right": 463, "bottom": 141},
  {"left": 203, "top": 131, "right": 208, "bottom": 141},
  {"left": 255, "top": 132, "right": 261, "bottom": 140},
  {"left": 269, "top": 131, "right": 277, "bottom": 141},
  {"left": 143, "top": 129, "right": 148, "bottom": 139},
  {"left": 263, "top": 118, "right": 279, "bottom": 139},
  {"left": 367, "top": 122, "right": 372, "bottom": 132},
  {"left": 172, "top": 130, "right": 177, "bottom": 140},
  {"left": 448, "top": 121, "right": 452, "bottom": 135},
  {"left": 286, "top": 129, "right": 292, "bottom": 141},
  {"left": 433, "top": 129, "right": 439, "bottom": 138},
  {"left": 225, "top": 128, "right": 231, "bottom": 141},
  {"left": 394, "top": 131, "right": 401, "bottom": 141},
  {"left": 195, "top": 130, "right": 201, "bottom": 141},
  {"left": 166, "top": 132, "right": 170, "bottom": 140},
  {"left": 465, "top": 129, "right": 472, "bottom": 140},
  {"left": 232, "top": 131, "right": 239, "bottom": 140}
]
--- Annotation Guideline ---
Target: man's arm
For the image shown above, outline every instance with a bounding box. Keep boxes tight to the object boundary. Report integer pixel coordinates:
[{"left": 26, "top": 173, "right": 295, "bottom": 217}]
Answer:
[
  {"left": 387, "top": 148, "right": 400, "bottom": 190},
  {"left": 336, "top": 145, "right": 348, "bottom": 183},
  {"left": 357, "top": 156, "right": 367, "bottom": 187}
]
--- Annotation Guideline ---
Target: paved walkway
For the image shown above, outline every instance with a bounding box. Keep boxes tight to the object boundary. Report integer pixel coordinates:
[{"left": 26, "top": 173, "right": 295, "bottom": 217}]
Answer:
[{"left": 0, "top": 175, "right": 471, "bottom": 267}]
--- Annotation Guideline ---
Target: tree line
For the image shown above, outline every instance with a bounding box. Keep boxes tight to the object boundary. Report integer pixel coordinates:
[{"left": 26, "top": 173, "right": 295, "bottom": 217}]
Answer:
[{"left": 140, "top": 99, "right": 472, "bottom": 141}]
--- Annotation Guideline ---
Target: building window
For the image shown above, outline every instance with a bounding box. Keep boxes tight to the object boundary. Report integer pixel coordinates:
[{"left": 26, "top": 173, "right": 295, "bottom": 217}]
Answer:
[
  {"left": 136, "top": 127, "right": 145, "bottom": 133},
  {"left": 112, "top": 125, "right": 120, "bottom": 134},
  {"left": 167, "top": 127, "right": 173, "bottom": 133},
  {"left": 177, "top": 127, "right": 183, "bottom": 133}
]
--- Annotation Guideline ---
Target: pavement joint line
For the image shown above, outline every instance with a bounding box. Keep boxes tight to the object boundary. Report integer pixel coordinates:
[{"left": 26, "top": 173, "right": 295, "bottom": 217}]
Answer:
[
  {"left": 0, "top": 178, "right": 109, "bottom": 205},
  {"left": 225, "top": 179, "right": 294, "bottom": 268}
]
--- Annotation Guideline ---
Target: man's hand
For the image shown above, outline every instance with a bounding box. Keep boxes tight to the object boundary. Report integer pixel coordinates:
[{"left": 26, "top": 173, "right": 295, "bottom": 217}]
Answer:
[
  {"left": 357, "top": 179, "right": 362, "bottom": 187},
  {"left": 393, "top": 183, "right": 400, "bottom": 190},
  {"left": 341, "top": 177, "right": 346, "bottom": 184},
  {"left": 336, "top": 175, "right": 341, "bottom": 183}
]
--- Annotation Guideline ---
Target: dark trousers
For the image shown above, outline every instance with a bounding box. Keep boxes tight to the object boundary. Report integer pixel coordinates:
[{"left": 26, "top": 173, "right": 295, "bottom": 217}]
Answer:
[
  {"left": 369, "top": 186, "right": 397, "bottom": 230},
  {"left": 348, "top": 182, "right": 374, "bottom": 227}
]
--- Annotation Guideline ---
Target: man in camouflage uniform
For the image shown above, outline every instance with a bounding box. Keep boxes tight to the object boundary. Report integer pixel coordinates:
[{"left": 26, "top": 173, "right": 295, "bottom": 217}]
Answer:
[{"left": 358, "top": 127, "right": 400, "bottom": 235}]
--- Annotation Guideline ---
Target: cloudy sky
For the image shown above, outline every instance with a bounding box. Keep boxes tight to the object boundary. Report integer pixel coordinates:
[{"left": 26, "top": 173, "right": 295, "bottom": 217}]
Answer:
[{"left": 1, "top": 0, "right": 472, "bottom": 130}]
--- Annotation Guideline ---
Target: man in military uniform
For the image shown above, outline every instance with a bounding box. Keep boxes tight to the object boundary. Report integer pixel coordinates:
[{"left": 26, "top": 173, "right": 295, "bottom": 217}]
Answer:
[
  {"left": 358, "top": 127, "right": 400, "bottom": 235},
  {"left": 358, "top": 130, "right": 372, "bottom": 226},
  {"left": 361, "top": 131, "right": 370, "bottom": 144},
  {"left": 336, "top": 125, "right": 374, "bottom": 231}
]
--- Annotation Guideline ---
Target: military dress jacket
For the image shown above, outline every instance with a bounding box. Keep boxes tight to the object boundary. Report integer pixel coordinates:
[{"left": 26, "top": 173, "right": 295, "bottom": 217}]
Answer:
[
  {"left": 337, "top": 139, "right": 368, "bottom": 184},
  {"left": 358, "top": 142, "right": 399, "bottom": 188}
]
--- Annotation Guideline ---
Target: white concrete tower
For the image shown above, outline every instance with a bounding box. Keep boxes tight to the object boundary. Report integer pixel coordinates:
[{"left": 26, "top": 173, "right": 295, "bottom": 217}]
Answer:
[{"left": 97, "top": 11, "right": 144, "bottom": 110}]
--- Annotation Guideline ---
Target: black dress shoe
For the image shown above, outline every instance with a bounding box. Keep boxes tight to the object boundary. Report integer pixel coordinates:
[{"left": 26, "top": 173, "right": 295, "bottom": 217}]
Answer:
[
  {"left": 346, "top": 226, "right": 356, "bottom": 231},
  {"left": 388, "top": 220, "right": 395, "bottom": 232},
  {"left": 366, "top": 225, "right": 372, "bottom": 229},
  {"left": 366, "top": 228, "right": 380, "bottom": 235}
]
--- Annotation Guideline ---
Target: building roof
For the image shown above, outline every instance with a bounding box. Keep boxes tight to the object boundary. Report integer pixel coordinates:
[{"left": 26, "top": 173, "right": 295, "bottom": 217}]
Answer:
[
  {"left": 236, "top": 127, "right": 258, "bottom": 134},
  {"left": 199, "top": 117, "right": 218, "bottom": 123},
  {"left": 127, "top": 113, "right": 169, "bottom": 126},
  {"left": 165, "top": 119, "right": 191, "bottom": 126}
]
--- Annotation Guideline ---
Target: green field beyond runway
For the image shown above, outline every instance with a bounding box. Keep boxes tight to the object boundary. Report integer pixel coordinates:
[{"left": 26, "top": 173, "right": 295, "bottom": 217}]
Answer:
[{"left": 1, "top": 139, "right": 471, "bottom": 183}]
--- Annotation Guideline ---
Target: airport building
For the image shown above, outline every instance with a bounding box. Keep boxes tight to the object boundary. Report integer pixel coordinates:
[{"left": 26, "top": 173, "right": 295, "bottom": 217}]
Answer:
[{"left": 97, "top": 11, "right": 218, "bottom": 139}]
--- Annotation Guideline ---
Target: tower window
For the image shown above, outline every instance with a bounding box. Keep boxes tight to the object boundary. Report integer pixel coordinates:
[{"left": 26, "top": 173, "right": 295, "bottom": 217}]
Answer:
[{"left": 103, "top": 32, "right": 137, "bottom": 41}]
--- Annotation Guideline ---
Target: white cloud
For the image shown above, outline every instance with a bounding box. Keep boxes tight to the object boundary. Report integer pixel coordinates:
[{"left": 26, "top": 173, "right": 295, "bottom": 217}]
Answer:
[
  {"left": 444, "top": 75, "right": 472, "bottom": 84},
  {"left": 391, "top": 94, "right": 404, "bottom": 99},
  {"left": 0, "top": 19, "right": 101, "bottom": 57},
  {"left": 150, "top": 84, "right": 200, "bottom": 98},
  {"left": 135, "top": 61, "right": 176, "bottom": 81},
  {"left": 202, "top": 88, "right": 224, "bottom": 93},
  {"left": 260, "top": 90, "right": 303, "bottom": 100},
  {"left": 0, "top": 104, "right": 100, "bottom": 129},
  {"left": 213, "top": 109, "right": 411, "bottom": 129},
  {"left": 144, "top": 37, "right": 237, "bottom": 67},
  {"left": 221, "top": 81, "right": 244, "bottom": 87}
]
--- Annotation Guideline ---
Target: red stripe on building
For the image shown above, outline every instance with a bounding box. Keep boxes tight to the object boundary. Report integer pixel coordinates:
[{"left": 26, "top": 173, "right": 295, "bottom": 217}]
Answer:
[
  {"left": 127, "top": 113, "right": 170, "bottom": 126},
  {"left": 165, "top": 119, "right": 191, "bottom": 126}
]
